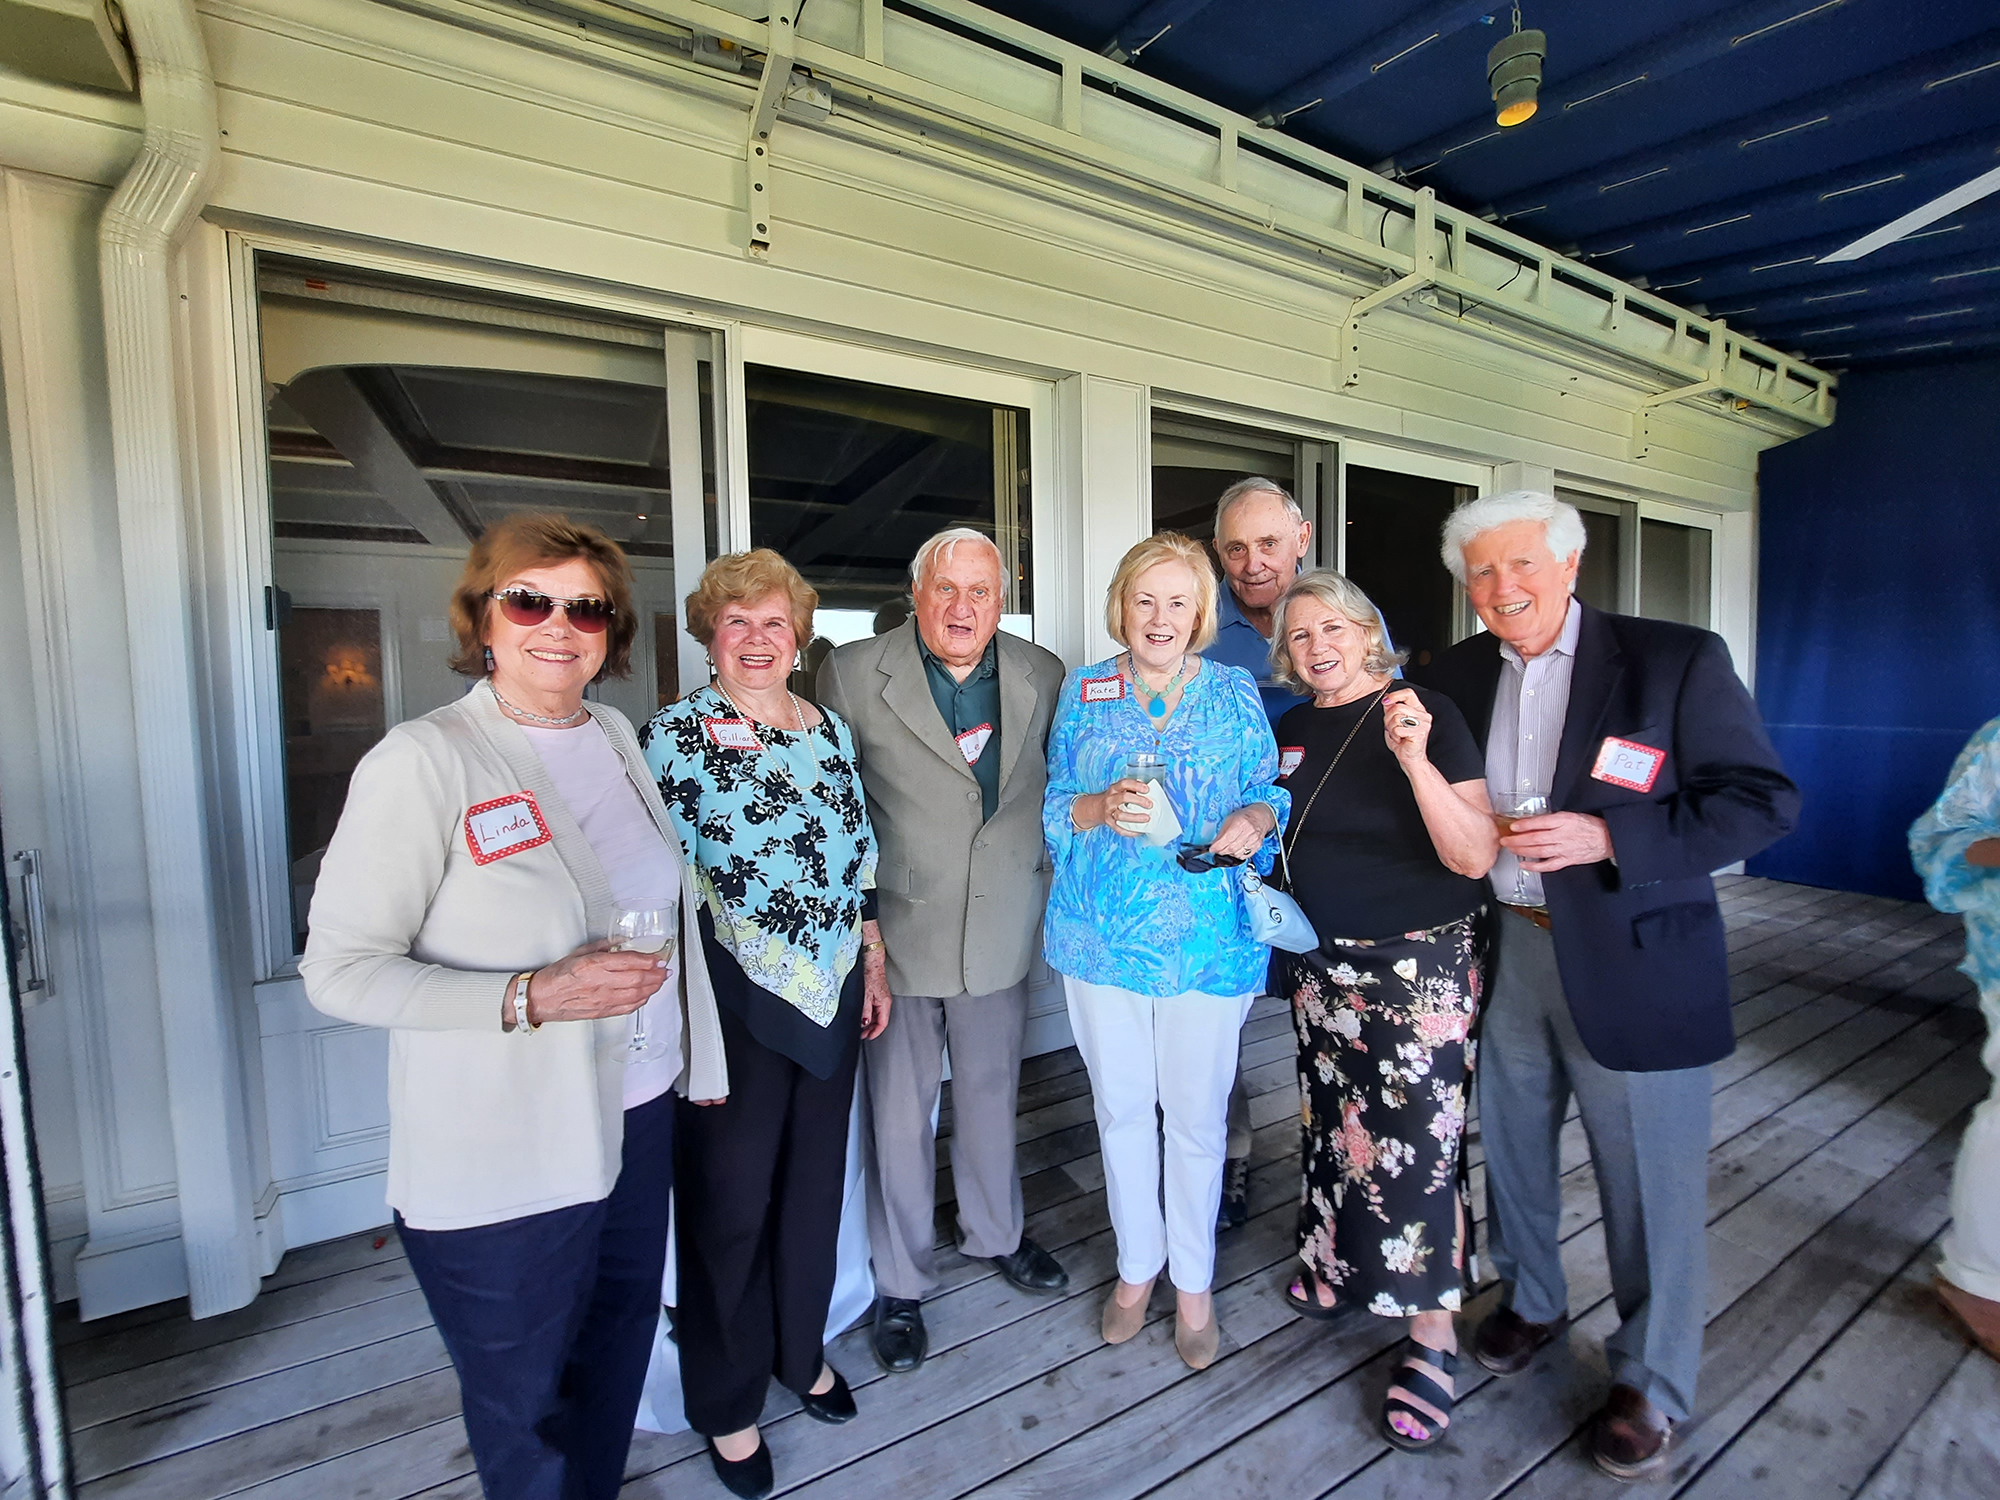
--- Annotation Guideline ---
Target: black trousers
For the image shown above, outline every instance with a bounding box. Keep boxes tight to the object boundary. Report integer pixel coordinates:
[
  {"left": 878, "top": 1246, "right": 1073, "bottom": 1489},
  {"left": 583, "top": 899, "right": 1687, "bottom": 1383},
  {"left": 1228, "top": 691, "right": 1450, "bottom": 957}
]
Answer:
[
  {"left": 675, "top": 996, "right": 860, "bottom": 1435},
  {"left": 398, "top": 1091, "right": 673, "bottom": 1500}
]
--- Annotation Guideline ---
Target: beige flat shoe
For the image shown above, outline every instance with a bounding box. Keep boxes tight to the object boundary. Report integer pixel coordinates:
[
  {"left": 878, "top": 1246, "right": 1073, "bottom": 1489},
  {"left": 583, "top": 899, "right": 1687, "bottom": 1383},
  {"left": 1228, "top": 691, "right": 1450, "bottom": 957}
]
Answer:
[
  {"left": 1175, "top": 1305, "right": 1220, "bottom": 1370},
  {"left": 1102, "top": 1280, "right": 1153, "bottom": 1344}
]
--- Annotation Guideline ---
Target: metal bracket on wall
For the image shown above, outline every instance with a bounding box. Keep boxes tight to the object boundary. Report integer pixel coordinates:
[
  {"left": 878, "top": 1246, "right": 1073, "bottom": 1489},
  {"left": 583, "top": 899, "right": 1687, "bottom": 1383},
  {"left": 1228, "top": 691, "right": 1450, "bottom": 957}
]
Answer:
[
  {"left": 744, "top": 0, "right": 799, "bottom": 258},
  {"left": 1336, "top": 188, "right": 1435, "bottom": 390},
  {"left": 1632, "top": 319, "right": 1729, "bottom": 460}
]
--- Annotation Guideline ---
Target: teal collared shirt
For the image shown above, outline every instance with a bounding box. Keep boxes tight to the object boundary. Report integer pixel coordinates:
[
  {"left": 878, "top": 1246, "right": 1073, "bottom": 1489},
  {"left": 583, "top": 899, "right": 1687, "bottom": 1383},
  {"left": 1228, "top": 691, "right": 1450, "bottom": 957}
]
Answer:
[{"left": 918, "top": 632, "right": 1002, "bottom": 821}]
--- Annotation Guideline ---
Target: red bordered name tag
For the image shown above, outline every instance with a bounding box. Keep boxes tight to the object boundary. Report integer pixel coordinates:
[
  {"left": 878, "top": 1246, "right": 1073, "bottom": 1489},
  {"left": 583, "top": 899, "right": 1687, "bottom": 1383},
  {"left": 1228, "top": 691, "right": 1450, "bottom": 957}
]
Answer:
[
  {"left": 1081, "top": 675, "right": 1125, "bottom": 703},
  {"left": 703, "top": 716, "right": 761, "bottom": 751},
  {"left": 955, "top": 722, "right": 994, "bottom": 766},
  {"left": 464, "top": 792, "right": 551, "bottom": 866},
  {"left": 1278, "top": 746, "right": 1305, "bottom": 780},
  {"left": 1591, "top": 736, "right": 1667, "bottom": 794}
]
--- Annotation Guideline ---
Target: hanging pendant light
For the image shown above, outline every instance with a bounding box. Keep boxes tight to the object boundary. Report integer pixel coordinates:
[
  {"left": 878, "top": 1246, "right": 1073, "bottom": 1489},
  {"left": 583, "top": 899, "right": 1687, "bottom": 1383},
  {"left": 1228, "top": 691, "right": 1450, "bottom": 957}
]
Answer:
[{"left": 1488, "top": 5, "right": 1547, "bottom": 127}]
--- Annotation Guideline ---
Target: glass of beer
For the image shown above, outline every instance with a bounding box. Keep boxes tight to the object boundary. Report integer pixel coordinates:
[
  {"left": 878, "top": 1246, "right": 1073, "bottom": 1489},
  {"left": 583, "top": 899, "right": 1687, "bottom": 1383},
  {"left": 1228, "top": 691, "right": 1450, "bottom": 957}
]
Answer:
[
  {"left": 608, "top": 902, "right": 676, "bottom": 1062},
  {"left": 1494, "top": 793, "right": 1550, "bottom": 836}
]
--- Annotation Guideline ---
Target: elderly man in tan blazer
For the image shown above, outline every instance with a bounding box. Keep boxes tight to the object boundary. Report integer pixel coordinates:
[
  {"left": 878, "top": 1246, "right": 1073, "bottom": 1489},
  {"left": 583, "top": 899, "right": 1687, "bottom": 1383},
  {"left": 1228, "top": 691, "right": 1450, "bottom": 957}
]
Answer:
[{"left": 818, "top": 527, "right": 1069, "bottom": 1374}]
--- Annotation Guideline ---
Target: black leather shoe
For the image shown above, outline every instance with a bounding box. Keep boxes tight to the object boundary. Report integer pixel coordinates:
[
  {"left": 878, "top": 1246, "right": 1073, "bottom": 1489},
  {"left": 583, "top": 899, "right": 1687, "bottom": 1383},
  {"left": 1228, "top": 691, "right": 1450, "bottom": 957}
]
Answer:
[
  {"left": 872, "top": 1296, "right": 928, "bottom": 1373},
  {"left": 705, "top": 1434, "right": 773, "bottom": 1499},
  {"left": 1472, "top": 1305, "right": 1569, "bottom": 1376},
  {"left": 1216, "top": 1157, "right": 1249, "bottom": 1231},
  {"left": 799, "top": 1362, "right": 857, "bottom": 1424},
  {"left": 988, "top": 1235, "right": 1070, "bottom": 1293}
]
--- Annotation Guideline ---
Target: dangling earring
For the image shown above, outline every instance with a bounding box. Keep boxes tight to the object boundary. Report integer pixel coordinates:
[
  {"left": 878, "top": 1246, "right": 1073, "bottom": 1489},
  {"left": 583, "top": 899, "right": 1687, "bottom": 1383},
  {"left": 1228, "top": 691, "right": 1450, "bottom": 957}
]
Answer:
[{"left": 484, "top": 646, "right": 495, "bottom": 673}]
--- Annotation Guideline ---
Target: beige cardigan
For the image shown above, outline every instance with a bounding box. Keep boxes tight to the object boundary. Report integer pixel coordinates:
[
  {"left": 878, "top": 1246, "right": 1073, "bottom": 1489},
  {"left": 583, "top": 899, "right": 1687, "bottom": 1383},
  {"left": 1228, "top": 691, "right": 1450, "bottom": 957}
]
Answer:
[{"left": 301, "top": 681, "right": 727, "bottom": 1231}]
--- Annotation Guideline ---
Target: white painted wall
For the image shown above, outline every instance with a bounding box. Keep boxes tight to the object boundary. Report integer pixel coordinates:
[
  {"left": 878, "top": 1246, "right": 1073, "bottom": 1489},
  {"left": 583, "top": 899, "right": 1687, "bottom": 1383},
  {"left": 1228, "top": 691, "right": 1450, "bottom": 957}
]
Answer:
[{"left": 0, "top": 0, "right": 1817, "bottom": 1313}]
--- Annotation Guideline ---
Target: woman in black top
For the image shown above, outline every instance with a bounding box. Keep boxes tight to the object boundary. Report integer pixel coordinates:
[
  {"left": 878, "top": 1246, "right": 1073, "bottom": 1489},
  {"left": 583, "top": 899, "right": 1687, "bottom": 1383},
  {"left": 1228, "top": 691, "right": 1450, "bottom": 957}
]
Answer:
[{"left": 1268, "top": 570, "right": 1498, "bottom": 1453}]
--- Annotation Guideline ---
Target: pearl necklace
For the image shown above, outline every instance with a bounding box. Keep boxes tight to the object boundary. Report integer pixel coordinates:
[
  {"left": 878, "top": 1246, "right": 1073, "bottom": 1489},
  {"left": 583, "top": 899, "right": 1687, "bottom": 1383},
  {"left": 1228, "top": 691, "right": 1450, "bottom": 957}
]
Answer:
[
  {"left": 712, "top": 681, "right": 822, "bottom": 785},
  {"left": 491, "top": 681, "right": 588, "bottom": 726}
]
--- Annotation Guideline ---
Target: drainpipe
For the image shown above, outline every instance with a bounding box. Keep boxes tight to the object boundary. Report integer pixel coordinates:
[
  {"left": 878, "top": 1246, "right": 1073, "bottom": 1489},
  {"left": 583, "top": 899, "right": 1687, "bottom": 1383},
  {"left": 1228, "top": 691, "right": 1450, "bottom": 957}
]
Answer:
[{"left": 97, "top": 0, "right": 261, "bottom": 1317}]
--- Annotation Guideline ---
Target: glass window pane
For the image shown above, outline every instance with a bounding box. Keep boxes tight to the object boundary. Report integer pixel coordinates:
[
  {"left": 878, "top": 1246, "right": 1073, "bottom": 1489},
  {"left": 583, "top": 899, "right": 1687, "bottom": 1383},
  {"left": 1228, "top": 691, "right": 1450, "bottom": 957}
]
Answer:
[
  {"left": 256, "top": 259, "right": 710, "bottom": 956},
  {"left": 1151, "top": 417, "right": 1297, "bottom": 542},
  {"left": 1575, "top": 508, "right": 1622, "bottom": 614},
  {"left": 1341, "top": 465, "right": 1471, "bottom": 672},
  {"left": 745, "top": 365, "right": 1033, "bottom": 647},
  {"left": 1639, "top": 518, "right": 1713, "bottom": 627}
]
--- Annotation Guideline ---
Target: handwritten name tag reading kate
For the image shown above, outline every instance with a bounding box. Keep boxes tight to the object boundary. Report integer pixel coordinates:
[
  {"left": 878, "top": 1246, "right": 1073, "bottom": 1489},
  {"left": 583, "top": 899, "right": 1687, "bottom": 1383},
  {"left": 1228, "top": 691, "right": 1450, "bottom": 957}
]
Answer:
[
  {"left": 955, "top": 723, "right": 995, "bottom": 766},
  {"left": 1590, "top": 736, "right": 1667, "bottom": 794},
  {"left": 703, "top": 717, "right": 762, "bottom": 752},
  {"left": 464, "top": 793, "right": 552, "bottom": 866},
  {"left": 1081, "top": 676, "right": 1125, "bottom": 703}
]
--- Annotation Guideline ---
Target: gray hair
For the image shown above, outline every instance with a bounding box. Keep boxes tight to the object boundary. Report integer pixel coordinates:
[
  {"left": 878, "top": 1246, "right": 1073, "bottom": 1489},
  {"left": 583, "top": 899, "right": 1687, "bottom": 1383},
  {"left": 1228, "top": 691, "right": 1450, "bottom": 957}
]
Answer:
[
  {"left": 1214, "top": 476, "right": 1305, "bottom": 537},
  {"left": 1439, "top": 489, "right": 1587, "bottom": 585},
  {"left": 909, "top": 526, "right": 1004, "bottom": 587},
  {"left": 1268, "top": 570, "right": 1407, "bottom": 691}
]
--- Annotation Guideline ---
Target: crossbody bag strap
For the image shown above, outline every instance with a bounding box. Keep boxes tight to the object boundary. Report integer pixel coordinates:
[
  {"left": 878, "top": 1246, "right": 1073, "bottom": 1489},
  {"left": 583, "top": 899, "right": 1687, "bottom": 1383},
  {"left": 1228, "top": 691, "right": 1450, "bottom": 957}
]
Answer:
[{"left": 1277, "top": 684, "right": 1393, "bottom": 885}]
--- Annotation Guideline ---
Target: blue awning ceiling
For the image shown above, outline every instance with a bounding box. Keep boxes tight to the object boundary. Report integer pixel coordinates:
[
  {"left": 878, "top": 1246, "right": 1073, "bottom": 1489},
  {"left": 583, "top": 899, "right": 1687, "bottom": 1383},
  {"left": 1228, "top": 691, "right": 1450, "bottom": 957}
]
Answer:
[{"left": 979, "top": 0, "right": 2000, "bottom": 368}]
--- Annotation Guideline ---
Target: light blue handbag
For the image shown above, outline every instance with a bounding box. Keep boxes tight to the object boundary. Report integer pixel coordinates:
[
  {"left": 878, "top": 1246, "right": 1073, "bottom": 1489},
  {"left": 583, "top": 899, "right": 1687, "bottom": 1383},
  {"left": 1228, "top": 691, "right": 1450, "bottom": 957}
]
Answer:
[{"left": 1241, "top": 841, "right": 1318, "bottom": 954}]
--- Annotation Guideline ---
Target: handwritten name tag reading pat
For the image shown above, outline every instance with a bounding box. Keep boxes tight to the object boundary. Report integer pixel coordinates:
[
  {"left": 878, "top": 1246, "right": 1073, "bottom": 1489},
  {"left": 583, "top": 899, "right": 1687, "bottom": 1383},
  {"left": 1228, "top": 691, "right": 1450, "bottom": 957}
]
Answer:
[
  {"left": 1081, "top": 676, "right": 1125, "bottom": 704},
  {"left": 1278, "top": 746, "right": 1305, "bottom": 779},
  {"left": 955, "top": 722, "right": 994, "bottom": 766},
  {"left": 1590, "top": 736, "right": 1667, "bottom": 794},
  {"left": 464, "top": 793, "right": 552, "bottom": 866},
  {"left": 703, "top": 717, "right": 762, "bottom": 752}
]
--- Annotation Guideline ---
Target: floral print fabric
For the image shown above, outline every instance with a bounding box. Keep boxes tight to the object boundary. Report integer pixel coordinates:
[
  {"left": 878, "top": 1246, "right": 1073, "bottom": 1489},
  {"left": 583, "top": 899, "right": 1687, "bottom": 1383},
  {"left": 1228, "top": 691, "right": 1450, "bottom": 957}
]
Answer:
[
  {"left": 1285, "top": 912, "right": 1486, "bottom": 1317},
  {"left": 1041, "top": 656, "right": 1288, "bottom": 999},
  {"left": 639, "top": 686, "right": 876, "bottom": 1027},
  {"left": 1910, "top": 715, "right": 2000, "bottom": 992}
]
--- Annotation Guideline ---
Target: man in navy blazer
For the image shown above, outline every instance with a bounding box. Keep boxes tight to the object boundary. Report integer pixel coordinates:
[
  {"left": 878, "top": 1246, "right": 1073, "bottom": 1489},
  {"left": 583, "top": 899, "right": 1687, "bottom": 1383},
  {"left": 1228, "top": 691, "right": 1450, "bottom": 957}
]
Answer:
[{"left": 1419, "top": 491, "right": 1797, "bottom": 1479}]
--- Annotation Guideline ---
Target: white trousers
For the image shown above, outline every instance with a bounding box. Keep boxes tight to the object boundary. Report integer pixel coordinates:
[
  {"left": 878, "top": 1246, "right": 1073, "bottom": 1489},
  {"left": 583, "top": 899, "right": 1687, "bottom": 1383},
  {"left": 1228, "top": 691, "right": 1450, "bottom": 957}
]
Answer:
[
  {"left": 1942, "top": 981, "right": 2000, "bottom": 1302},
  {"left": 1063, "top": 977, "right": 1254, "bottom": 1293}
]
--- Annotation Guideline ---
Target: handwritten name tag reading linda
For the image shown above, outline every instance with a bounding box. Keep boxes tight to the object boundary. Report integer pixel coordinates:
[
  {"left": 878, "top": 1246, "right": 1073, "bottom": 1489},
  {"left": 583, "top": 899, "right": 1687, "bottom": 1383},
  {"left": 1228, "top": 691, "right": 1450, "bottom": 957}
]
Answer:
[{"left": 464, "top": 793, "right": 552, "bottom": 865}]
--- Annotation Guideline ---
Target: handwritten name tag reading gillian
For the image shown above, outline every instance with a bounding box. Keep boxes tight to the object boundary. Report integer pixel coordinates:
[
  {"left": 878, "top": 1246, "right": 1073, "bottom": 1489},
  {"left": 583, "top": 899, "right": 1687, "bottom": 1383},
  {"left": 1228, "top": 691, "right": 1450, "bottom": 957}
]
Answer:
[
  {"left": 464, "top": 793, "right": 552, "bottom": 866},
  {"left": 703, "top": 717, "right": 762, "bottom": 752},
  {"left": 1590, "top": 736, "right": 1667, "bottom": 794}
]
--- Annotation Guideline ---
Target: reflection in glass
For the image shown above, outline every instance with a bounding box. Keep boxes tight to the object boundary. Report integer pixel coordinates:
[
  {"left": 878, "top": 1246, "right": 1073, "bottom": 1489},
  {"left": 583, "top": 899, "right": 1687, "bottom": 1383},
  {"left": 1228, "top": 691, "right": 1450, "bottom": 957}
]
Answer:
[
  {"left": 1575, "top": 507, "right": 1622, "bottom": 614},
  {"left": 1342, "top": 466, "right": 1472, "bottom": 672},
  {"left": 1640, "top": 518, "right": 1712, "bottom": 627},
  {"left": 745, "top": 366, "right": 1032, "bottom": 643},
  {"left": 1150, "top": 418, "right": 1297, "bottom": 542}
]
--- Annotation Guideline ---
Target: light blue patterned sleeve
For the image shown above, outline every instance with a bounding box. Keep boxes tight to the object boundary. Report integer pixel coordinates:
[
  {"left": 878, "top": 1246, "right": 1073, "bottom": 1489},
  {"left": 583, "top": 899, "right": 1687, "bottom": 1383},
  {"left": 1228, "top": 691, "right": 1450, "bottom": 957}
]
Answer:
[
  {"left": 1226, "top": 666, "right": 1289, "bottom": 876},
  {"left": 1910, "top": 717, "right": 2000, "bottom": 915},
  {"left": 1042, "top": 668, "right": 1088, "bottom": 868}
]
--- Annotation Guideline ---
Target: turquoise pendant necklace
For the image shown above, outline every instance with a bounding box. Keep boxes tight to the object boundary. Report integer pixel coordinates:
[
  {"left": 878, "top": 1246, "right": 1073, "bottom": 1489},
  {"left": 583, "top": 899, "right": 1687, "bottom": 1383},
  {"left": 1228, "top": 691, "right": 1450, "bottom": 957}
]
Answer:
[{"left": 1128, "top": 652, "right": 1191, "bottom": 720}]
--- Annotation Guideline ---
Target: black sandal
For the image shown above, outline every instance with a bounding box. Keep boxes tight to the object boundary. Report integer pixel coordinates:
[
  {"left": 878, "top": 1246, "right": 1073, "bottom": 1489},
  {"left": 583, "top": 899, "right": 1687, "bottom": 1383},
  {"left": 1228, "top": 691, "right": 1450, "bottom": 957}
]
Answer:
[
  {"left": 1381, "top": 1341, "right": 1457, "bottom": 1452},
  {"left": 1283, "top": 1272, "right": 1344, "bottom": 1322}
]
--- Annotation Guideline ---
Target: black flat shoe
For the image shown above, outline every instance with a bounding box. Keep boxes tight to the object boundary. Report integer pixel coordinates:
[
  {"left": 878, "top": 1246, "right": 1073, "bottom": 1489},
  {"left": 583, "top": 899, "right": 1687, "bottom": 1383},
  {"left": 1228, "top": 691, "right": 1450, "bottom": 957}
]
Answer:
[
  {"left": 799, "top": 1362, "right": 857, "bottom": 1424},
  {"left": 872, "top": 1296, "right": 928, "bottom": 1373},
  {"left": 705, "top": 1434, "right": 773, "bottom": 1499},
  {"left": 988, "top": 1235, "right": 1070, "bottom": 1293},
  {"left": 1216, "top": 1157, "right": 1249, "bottom": 1231}
]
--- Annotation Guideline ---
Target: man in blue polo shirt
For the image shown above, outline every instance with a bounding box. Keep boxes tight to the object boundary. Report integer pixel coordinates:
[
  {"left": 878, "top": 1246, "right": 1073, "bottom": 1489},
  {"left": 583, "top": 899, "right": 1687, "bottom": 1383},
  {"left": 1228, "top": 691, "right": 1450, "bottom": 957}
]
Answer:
[{"left": 1206, "top": 477, "right": 1313, "bottom": 1228}]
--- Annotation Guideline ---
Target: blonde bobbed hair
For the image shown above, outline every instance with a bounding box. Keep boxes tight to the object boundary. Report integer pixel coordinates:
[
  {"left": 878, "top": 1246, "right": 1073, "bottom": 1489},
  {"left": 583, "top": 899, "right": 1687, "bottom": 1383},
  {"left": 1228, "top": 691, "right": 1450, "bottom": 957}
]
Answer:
[
  {"left": 1268, "top": 569, "right": 1408, "bottom": 692},
  {"left": 1104, "top": 532, "right": 1219, "bottom": 653}
]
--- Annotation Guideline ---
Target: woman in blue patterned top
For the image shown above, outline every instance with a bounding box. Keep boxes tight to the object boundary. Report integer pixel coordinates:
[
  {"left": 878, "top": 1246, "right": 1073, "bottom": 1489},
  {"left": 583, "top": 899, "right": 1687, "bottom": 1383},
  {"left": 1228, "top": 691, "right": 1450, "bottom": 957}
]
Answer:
[
  {"left": 1911, "top": 715, "right": 2000, "bottom": 1361},
  {"left": 1044, "top": 531, "right": 1288, "bottom": 1372},
  {"left": 639, "top": 550, "right": 889, "bottom": 1500}
]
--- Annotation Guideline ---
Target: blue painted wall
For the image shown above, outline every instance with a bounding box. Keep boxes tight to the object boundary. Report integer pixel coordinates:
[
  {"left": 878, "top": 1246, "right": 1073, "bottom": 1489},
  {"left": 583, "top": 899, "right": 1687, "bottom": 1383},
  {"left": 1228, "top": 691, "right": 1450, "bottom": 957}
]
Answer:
[{"left": 1750, "top": 356, "right": 2000, "bottom": 899}]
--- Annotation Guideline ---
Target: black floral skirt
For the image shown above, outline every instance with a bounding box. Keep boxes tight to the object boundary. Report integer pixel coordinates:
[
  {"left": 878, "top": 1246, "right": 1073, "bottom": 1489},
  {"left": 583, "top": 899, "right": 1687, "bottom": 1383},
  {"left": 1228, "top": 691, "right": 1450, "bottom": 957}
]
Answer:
[{"left": 1281, "top": 909, "right": 1487, "bottom": 1318}]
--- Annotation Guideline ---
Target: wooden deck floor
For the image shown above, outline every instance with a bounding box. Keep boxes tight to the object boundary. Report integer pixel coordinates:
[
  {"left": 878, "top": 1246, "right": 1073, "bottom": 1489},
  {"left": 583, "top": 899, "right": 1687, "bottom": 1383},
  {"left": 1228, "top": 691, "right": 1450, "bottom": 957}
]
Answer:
[{"left": 55, "top": 877, "right": 2000, "bottom": 1500}]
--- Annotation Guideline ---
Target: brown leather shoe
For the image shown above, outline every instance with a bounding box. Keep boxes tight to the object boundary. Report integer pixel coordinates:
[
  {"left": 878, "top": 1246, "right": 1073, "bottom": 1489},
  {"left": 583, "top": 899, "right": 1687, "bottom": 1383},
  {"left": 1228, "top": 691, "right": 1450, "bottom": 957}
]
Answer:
[
  {"left": 1471, "top": 1305, "right": 1568, "bottom": 1376},
  {"left": 1590, "top": 1384, "right": 1674, "bottom": 1481}
]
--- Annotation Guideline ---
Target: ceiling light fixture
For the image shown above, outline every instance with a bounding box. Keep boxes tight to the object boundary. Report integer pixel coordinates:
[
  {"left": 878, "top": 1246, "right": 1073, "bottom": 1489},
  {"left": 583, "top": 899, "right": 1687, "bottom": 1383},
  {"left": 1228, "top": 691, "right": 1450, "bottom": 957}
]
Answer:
[{"left": 1488, "top": 6, "right": 1547, "bottom": 127}]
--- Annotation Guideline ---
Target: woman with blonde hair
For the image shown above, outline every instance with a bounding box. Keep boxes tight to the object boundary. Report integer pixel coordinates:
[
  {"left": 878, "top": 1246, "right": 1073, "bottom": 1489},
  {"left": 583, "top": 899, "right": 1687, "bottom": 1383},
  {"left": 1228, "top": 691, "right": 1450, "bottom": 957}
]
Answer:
[
  {"left": 640, "top": 549, "right": 889, "bottom": 1499},
  {"left": 1266, "top": 568, "right": 1495, "bottom": 1452},
  {"left": 303, "top": 513, "right": 726, "bottom": 1500},
  {"left": 1041, "top": 531, "right": 1288, "bottom": 1371}
]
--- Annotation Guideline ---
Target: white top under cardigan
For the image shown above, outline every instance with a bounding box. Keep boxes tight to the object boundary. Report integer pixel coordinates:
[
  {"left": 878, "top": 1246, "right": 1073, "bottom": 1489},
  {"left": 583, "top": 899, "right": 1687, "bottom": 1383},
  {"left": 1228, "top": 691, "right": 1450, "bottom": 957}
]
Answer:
[{"left": 300, "top": 681, "right": 727, "bottom": 1232}]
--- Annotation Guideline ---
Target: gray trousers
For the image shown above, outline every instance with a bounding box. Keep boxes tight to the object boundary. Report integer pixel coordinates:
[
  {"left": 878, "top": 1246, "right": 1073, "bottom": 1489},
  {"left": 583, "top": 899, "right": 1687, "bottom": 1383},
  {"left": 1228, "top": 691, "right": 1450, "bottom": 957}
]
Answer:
[
  {"left": 1479, "top": 910, "right": 1711, "bottom": 1423},
  {"left": 863, "top": 980, "right": 1031, "bottom": 1300}
]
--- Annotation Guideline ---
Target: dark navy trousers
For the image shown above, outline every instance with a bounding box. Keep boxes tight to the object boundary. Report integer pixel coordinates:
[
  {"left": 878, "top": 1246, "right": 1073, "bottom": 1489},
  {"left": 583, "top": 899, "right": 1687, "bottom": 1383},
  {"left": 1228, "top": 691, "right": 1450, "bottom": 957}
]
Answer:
[{"left": 398, "top": 1091, "right": 673, "bottom": 1500}]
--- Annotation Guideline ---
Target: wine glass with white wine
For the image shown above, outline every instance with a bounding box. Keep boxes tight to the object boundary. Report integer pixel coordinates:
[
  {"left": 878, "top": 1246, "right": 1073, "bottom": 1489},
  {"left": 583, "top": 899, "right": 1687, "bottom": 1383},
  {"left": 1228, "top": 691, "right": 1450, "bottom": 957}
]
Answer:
[{"left": 607, "top": 902, "right": 676, "bottom": 1063}]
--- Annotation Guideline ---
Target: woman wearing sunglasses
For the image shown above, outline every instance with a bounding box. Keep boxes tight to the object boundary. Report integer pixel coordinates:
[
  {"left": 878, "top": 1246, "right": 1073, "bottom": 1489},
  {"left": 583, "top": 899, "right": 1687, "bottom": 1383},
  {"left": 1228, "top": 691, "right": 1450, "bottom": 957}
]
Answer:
[
  {"left": 302, "top": 513, "right": 727, "bottom": 1500},
  {"left": 639, "top": 549, "right": 889, "bottom": 1500},
  {"left": 1041, "top": 531, "right": 1287, "bottom": 1372}
]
